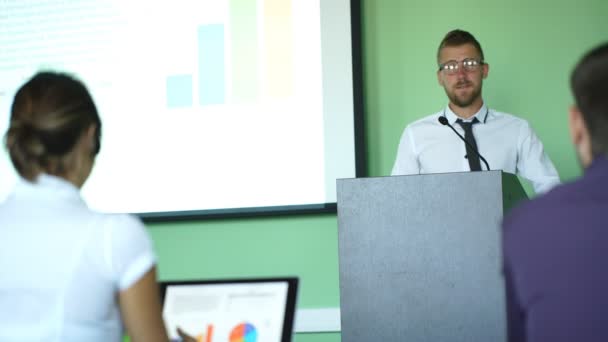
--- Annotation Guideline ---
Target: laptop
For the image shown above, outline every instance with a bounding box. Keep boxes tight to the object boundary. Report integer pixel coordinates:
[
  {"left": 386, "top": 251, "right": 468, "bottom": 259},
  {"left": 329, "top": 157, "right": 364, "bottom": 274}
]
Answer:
[{"left": 160, "top": 277, "right": 298, "bottom": 342}]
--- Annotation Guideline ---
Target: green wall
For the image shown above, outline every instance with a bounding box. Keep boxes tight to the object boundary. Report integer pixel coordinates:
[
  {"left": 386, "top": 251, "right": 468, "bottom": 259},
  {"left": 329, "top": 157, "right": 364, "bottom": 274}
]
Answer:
[
  {"left": 365, "top": 0, "right": 608, "bottom": 182},
  {"left": 148, "top": 1, "right": 608, "bottom": 341}
]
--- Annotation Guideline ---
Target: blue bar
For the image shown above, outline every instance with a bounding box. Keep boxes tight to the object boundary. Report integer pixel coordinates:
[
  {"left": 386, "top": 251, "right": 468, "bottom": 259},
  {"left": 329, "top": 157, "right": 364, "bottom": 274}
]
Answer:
[
  {"left": 166, "top": 74, "right": 193, "bottom": 108},
  {"left": 198, "top": 24, "right": 226, "bottom": 105}
]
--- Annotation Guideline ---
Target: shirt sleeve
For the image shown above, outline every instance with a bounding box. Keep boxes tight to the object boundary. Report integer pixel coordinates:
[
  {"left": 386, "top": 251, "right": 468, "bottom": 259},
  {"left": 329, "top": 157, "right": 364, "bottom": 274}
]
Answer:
[
  {"left": 391, "top": 125, "right": 420, "bottom": 176},
  {"left": 104, "top": 214, "right": 157, "bottom": 291},
  {"left": 516, "top": 121, "right": 560, "bottom": 194}
]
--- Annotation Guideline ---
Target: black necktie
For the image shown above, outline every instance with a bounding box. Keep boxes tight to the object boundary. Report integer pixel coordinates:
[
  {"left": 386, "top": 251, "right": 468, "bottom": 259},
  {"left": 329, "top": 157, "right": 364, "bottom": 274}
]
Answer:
[{"left": 456, "top": 118, "right": 482, "bottom": 171}]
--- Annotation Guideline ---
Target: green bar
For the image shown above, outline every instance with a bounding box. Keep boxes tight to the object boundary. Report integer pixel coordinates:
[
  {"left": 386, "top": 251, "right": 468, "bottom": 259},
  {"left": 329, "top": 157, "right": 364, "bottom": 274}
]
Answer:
[{"left": 230, "top": 0, "right": 258, "bottom": 104}]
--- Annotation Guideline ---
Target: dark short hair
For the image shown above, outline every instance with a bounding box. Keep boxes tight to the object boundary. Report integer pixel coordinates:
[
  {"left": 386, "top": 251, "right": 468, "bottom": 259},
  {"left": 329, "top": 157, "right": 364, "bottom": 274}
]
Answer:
[
  {"left": 4, "top": 71, "right": 102, "bottom": 181},
  {"left": 570, "top": 42, "right": 608, "bottom": 156},
  {"left": 437, "top": 29, "right": 485, "bottom": 63}
]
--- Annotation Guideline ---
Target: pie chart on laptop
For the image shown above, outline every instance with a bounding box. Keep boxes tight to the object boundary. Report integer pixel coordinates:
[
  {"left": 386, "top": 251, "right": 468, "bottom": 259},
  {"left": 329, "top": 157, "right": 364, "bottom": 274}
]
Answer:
[{"left": 229, "top": 322, "right": 257, "bottom": 342}]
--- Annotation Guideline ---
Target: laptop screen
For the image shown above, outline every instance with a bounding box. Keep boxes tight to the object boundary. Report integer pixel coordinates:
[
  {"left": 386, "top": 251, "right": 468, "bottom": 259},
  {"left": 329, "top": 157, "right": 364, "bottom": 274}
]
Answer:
[{"left": 160, "top": 277, "right": 298, "bottom": 342}]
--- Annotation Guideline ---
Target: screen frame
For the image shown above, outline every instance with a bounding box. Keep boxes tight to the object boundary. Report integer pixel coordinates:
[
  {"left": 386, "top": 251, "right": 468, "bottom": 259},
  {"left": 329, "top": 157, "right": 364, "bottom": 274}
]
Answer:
[{"left": 159, "top": 277, "right": 299, "bottom": 342}]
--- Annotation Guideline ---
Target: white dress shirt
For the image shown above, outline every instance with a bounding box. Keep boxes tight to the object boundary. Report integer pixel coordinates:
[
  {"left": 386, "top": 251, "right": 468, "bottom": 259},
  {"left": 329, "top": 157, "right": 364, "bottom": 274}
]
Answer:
[
  {"left": 0, "top": 174, "right": 156, "bottom": 342},
  {"left": 391, "top": 103, "right": 560, "bottom": 194}
]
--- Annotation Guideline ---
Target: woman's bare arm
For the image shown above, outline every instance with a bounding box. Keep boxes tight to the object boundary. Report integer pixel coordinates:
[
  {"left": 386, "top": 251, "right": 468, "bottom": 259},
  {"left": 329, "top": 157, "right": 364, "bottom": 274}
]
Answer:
[{"left": 118, "top": 267, "right": 169, "bottom": 342}]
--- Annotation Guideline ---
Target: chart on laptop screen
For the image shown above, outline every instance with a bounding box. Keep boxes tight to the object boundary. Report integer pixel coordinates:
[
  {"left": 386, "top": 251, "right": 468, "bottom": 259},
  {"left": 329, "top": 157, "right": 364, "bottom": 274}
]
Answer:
[{"left": 161, "top": 279, "right": 297, "bottom": 342}]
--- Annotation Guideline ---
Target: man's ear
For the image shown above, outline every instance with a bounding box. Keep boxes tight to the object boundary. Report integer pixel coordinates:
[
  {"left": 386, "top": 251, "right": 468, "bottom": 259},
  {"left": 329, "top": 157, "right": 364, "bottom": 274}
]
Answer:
[
  {"left": 437, "top": 70, "right": 444, "bottom": 86},
  {"left": 569, "top": 105, "right": 595, "bottom": 167},
  {"left": 482, "top": 63, "right": 489, "bottom": 79},
  {"left": 568, "top": 105, "right": 585, "bottom": 146}
]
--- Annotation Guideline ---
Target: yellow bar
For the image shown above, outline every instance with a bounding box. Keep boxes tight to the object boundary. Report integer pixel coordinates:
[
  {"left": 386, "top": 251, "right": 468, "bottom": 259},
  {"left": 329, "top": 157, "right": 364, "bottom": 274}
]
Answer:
[{"left": 264, "top": 0, "right": 293, "bottom": 98}]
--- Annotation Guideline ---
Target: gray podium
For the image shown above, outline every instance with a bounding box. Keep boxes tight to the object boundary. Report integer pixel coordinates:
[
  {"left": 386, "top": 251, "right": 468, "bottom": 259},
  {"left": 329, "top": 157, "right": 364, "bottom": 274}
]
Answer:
[{"left": 336, "top": 171, "right": 528, "bottom": 342}]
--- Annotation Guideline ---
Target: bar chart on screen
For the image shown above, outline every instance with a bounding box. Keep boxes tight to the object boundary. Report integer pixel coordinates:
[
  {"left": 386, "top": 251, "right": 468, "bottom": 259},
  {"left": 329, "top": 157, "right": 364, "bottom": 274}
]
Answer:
[{"left": 166, "top": 0, "right": 295, "bottom": 109}]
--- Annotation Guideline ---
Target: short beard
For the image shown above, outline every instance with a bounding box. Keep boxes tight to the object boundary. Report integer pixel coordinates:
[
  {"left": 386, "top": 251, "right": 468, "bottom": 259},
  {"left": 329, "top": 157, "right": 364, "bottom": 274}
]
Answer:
[
  {"left": 447, "top": 81, "right": 482, "bottom": 108},
  {"left": 449, "top": 93, "right": 478, "bottom": 107}
]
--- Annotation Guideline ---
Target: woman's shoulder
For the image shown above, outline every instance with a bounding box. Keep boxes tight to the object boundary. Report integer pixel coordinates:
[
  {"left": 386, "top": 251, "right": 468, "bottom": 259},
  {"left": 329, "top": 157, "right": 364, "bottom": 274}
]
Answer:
[
  {"left": 82, "top": 211, "right": 151, "bottom": 250},
  {"left": 95, "top": 212, "right": 145, "bottom": 229}
]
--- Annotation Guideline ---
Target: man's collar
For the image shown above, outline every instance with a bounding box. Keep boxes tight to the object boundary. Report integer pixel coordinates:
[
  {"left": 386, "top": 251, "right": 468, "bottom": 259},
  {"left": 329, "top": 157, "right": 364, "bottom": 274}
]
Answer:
[{"left": 444, "top": 103, "right": 489, "bottom": 125}]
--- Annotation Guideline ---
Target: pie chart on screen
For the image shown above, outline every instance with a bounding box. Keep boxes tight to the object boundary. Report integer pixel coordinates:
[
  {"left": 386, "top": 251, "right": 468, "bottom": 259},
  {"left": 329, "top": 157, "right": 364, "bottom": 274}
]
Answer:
[{"left": 229, "top": 322, "right": 257, "bottom": 342}]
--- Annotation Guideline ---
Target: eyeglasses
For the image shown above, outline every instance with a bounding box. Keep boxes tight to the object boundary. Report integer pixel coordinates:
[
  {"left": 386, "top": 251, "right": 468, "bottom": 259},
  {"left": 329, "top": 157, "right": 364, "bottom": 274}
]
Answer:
[{"left": 439, "top": 58, "right": 484, "bottom": 74}]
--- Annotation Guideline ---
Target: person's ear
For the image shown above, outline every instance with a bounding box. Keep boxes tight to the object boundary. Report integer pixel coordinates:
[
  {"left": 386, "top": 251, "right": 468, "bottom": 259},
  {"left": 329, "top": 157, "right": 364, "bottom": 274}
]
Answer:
[
  {"left": 569, "top": 105, "right": 593, "bottom": 167},
  {"left": 568, "top": 106, "right": 585, "bottom": 146},
  {"left": 482, "top": 62, "right": 489, "bottom": 79},
  {"left": 84, "top": 124, "right": 98, "bottom": 155},
  {"left": 437, "top": 70, "right": 444, "bottom": 86}
]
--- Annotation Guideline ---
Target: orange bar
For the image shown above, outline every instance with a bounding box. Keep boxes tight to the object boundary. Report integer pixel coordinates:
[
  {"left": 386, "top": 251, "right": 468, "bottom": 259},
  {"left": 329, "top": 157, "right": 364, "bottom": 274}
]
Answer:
[
  {"left": 206, "top": 324, "right": 214, "bottom": 342},
  {"left": 264, "top": 0, "right": 293, "bottom": 98}
]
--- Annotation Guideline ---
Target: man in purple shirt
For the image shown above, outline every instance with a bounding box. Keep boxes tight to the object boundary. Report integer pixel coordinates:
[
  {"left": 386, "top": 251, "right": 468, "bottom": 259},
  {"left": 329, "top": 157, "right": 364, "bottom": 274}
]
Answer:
[{"left": 502, "top": 42, "right": 608, "bottom": 341}]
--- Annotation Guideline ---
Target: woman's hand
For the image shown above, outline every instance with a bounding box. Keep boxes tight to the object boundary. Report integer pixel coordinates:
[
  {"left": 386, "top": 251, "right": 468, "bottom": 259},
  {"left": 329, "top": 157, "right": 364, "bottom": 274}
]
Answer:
[{"left": 177, "top": 326, "right": 199, "bottom": 342}]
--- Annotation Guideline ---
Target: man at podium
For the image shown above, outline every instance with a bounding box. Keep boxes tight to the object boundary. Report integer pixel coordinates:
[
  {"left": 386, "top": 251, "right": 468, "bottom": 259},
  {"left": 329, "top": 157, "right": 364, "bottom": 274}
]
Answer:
[{"left": 391, "top": 29, "right": 559, "bottom": 194}]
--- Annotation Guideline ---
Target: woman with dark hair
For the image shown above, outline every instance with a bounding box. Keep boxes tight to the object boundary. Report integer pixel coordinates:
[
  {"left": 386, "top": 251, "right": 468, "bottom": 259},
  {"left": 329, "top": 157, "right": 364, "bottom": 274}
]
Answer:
[{"left": 0, "top": 72, "right": 187, "bottom": 341}]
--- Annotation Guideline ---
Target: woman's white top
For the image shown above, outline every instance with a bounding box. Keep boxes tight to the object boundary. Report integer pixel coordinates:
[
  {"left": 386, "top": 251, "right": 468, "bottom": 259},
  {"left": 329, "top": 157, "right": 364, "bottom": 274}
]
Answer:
[{"left": 0, "top": 174, "right": 156, "bottom": 342}]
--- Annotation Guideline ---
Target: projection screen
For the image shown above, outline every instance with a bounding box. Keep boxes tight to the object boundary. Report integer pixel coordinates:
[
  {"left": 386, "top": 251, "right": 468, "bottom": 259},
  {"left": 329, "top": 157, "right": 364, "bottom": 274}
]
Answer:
[{"left": 0, "top": 0, "right": 364, "bottom": 220}]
